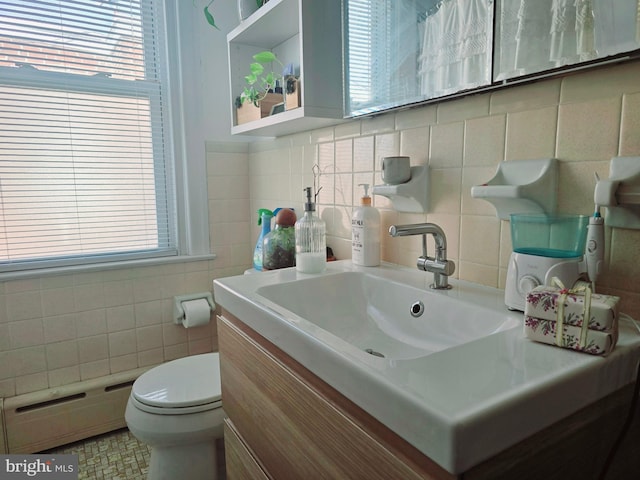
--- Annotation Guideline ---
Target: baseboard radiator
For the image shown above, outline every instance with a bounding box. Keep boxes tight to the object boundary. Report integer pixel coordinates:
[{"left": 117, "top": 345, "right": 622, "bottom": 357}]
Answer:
[{"left": 2, "top": 366, "right": 151, "bottom": 454}]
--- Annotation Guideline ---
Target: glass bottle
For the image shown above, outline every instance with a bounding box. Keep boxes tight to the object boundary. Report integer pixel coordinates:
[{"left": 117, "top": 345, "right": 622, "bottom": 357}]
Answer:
[
  {"left": 262, "top": 208, "right": 296, "bottom": 270},
  {"left": 295, "top": 187, "right": 326, "bottom": 273}
]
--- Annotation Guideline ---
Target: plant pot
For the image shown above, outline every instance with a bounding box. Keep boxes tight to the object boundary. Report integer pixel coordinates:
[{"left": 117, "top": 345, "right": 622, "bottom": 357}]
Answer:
[
  {"left": 260, "top": 92, "right": 284, "bottom": 117},
  {"left": 285, "top": 77, "right": 301, "bottom": 111},
  {"left": 236, "top": 92, "right": 284, "bottom": 126},
  {"left": 236, "top": 102, "right": 261, "bottom": 125}
]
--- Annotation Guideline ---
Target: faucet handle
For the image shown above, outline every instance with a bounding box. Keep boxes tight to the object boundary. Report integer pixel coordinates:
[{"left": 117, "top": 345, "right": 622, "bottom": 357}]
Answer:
[{"left": 417, "top": 256, "right": 455, "bottom": 276}]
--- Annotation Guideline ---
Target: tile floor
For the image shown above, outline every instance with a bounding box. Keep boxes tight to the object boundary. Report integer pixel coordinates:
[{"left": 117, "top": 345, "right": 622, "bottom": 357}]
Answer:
[{"left": 45, "top": 428, "right": 151, "bottom": 480}]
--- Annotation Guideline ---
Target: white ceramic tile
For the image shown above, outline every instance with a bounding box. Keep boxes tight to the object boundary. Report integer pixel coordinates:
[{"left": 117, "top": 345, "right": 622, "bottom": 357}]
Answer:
[
  {"left": 429, "top": 122, "right": 464, "bottom": 167},
  {"left": 133, "top": 276, "right": 165, "bottom": 303},
  {"left": 78, "top": 335, "right": 109, "bottom": 363},
  {"left": 189, "top": 337, "right": 213, "bottom": 355},
  {"left": 48, "top": 366, "right": 80, "bottom": 387},
  {"left": 46, "top": 340, "right": 79, "bottom": 370},
  {"left": 429, "top": 168, "right": 462, "bottom": 214},
  {"left": 335, "top": 139, "right": 353, "bottom": 173},
  {"left": 361, "top": 114, "right": 396, "bottom": 135},
  {"left": 108, "top": 330, "right": 137, "bottom": 357},
  {"left": 11, "top": 346, "right": 47, "bottom": 376},
  {"left": 41, "top": 287, "right": 76, "bottom": 317},
  {"left": 74, "top": 284, "right": 105, "bottom": 312},
  {"left": 162, "top": 321, "right": 188, "bottom": 346},
  {"left": 6, "top": 291, "right": 43, "bottom": 322},
  {"left": 136, "top": 325, "right": 164, "bottom": 351},
  {"left": 0, "top": 378, "right": 15, "bottom": 398},
  {"left": 353, "top": 136, "right": 375, "bottom": 172},
  {"left": 374, "top": 132, "right": 401, "bottom": 166},
  {"left": 76, "top": 309, "right": 107, "bottom": 338},
  {"left": 106, "top": 305, "right": 135, "bottom": 332},
  {"left": 459, "top": 215, "right": 501, "bottom": 266},
  {"left": 134, "top": 300, "right": 164, "bottom": 327},
  {"left": 620, "top": 92, "right": 640, "bottom": 156},
  {"left": 15, "top": 372, "right": 48, "bottom": 395},
  {"left": 0, "top": 351, "right": 12, "bottom": 380},
  {"left": 109, "top": 353, "right": 138, "bottom": 374},
  {"left": 556, "top": 98, "right": 621, "bottom": 161},
  {"left": 43, "top": 314, "right": 77, "bottom": 343},
  {"left": 0, "top": 323, "right": 9, "bottom": 351},
  {"left": 400, "top": 127, "right": 430, "bottom": 165},
  {"left": 164, "top": 343, "right": 189, "bottom": 361},
  {"left": 505, "top": 107, "right": 558, "bottom": 161},
  {"left": 138, "top": 348, "right": 164, "bottom": 368},
  {"left": 9, "top": 318, "right": 45, "bottom": 349},
  {"left": 103, "top": 279, "right": 134, "bottom": 307},
  {"left": 464, "top": 115, "right": 506, "bottom": 166},
  {"left": 79, "top": 359, "right": 110, "bottom": 381},
  {"left": 4, "top": 278, "right": 40, "bottom": 294},
  {"left": 334, "top": 121, "right": 361, "bottom": 139}
]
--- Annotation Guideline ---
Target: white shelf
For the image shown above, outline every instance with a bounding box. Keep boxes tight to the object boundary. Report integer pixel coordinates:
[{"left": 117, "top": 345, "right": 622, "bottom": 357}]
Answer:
[{"left": 227, "top": 0, "right": 343, "bottom": 137}]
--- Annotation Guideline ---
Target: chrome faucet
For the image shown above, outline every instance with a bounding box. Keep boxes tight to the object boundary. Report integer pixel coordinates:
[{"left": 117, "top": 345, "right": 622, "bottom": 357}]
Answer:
[{"left": 388, "top": 223, "right": 455, "bottom": 289}]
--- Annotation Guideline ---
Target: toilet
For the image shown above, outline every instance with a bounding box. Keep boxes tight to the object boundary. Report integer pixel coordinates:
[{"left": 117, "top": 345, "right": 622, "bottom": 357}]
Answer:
[{"left": 125, "top": 353, "right": 225, "bottom": 480}]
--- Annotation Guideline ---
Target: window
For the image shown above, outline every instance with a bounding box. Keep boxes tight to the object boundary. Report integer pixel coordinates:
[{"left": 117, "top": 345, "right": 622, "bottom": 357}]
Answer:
[{"left": 0, "top": 0, "right": 177, "bottom": 272}]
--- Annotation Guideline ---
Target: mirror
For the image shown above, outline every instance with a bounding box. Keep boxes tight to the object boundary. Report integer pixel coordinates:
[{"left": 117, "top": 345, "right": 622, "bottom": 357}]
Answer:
[
  {"left": 344, "top": 0, "right": 494, "bottom": 117},
  {"left": 344, "top": 0, "right": 640, "bottom": 118}
]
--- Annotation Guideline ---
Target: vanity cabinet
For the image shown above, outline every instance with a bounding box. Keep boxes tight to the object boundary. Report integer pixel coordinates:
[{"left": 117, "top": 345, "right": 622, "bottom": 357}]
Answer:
[
  {"left": 217, "top": 310, "right": 640, "bottom": 480},
  {"left": 227, "top": 0, "right": 343, "bottom": 137}
]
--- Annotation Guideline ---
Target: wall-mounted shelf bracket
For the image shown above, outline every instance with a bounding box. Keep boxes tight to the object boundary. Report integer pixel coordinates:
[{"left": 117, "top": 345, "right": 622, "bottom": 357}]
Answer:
[
  {"left": 371, "top": 165, "right": 429, "bottom": 213},
  {"left": 470, "top": 158, "right": 558, "bottom": 220},
  {"left": 594, "top": 156, "right": 640, "bottom": 229}
]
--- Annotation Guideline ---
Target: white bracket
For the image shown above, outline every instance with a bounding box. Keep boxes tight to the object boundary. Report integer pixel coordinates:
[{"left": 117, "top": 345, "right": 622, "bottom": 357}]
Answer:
[
  {"left": 594, "top": 156, "right": 640, "bottom": 229},
  {"left": 371, "top": 165, "right": 429, "bottom": 213},
  {"left": 173, "top": 292, "right": 215, "bottom": 324},
  {"left": 470, "top": 158, "right": 558, "bottom": 220}
]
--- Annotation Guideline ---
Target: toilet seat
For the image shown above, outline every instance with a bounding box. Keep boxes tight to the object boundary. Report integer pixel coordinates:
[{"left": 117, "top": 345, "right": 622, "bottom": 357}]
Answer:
[{"left": 131, "top": 353, "right": 222, "bottom": 415}]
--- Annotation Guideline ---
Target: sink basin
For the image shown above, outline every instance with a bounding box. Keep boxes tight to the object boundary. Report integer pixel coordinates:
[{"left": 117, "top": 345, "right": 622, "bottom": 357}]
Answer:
[
  {"left": 256, "top": 272, "right": 519, "bottom": 360},
  {"left": 213, "top": 260, "right": 640, "bottom": 474}
]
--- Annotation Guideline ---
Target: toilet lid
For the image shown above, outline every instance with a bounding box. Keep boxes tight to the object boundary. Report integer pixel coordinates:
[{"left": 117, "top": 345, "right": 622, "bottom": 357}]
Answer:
[{"left": 132, "top": 353, "right": 222, "bottom": 411}]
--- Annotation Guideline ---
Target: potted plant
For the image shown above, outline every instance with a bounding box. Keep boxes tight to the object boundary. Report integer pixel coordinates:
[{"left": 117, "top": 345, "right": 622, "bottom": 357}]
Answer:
[{"left": 235, "top": 50, "right": 285, "bottom": 125}]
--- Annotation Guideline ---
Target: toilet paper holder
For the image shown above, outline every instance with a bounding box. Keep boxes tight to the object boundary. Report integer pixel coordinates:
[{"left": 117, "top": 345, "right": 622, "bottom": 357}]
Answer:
[{"left": 173, "top": 292, "right": 216, "bottom": 324}]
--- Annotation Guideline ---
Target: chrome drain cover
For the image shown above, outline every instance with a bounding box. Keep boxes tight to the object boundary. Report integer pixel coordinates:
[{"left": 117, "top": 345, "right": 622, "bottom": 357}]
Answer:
[{"left": 410, "top": 300, "right": 425, "bottom": 317}]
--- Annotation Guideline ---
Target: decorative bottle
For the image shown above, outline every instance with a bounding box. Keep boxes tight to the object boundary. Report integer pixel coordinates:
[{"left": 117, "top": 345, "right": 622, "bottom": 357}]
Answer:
[
  {"left": 253, "top": 208, "right": 273, "bottom": 271},
  {"left": 295, "top": 187, "right": 326, "bottom": 273},
  {"left": 351, "top": 184, "right": 380, "bottom": 266},
  {"left": 262, "top": 208, "right": 296, "bottom": 270}
]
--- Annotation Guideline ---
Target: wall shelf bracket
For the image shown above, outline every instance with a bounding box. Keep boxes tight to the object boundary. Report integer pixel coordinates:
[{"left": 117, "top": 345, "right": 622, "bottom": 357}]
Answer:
[
  {"left": 594, "top": 156, "right": 640, "bottom": 229},
  {"left": 470, "top": 158, "right": 558, "bottom": 220},
  {"left": 371, "top": 165, "right": 429, "bottom": 213}
]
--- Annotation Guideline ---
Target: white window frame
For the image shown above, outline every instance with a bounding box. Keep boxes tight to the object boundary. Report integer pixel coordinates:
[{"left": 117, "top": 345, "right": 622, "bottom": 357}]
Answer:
[{"left": 0, "top": 0, "right": 212, "bottom": 279}]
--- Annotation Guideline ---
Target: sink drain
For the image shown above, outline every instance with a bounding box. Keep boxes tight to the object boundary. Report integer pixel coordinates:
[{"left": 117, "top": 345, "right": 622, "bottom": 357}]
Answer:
[
  {"left": 364, "top": 348, "right": 385, "bottom": 358},
  {"left": 410, "top": 300, "right": 425, "bottom": 317}
]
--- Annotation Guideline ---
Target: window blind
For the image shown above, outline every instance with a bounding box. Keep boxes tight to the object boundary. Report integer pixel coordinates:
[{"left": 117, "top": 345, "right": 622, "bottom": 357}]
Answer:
[{"left": 0, "top": 0, "right": 176, "bottom": 272}]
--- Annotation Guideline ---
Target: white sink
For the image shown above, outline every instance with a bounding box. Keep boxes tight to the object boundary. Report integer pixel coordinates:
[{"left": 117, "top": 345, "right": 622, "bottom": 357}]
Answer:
[
  {"left": 256, "top": 271, "right": 519, "bottom": 360},
  {"left": 213, "top": 260, "right": 640, "bottom": 474}
]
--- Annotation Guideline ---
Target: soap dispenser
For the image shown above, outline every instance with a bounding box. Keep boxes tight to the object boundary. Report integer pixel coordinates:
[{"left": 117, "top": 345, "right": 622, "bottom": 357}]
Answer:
[
  {"left": 352, "top": 184, "right": 380, "bottom": 266},
  {"left": 295, "top": 187, "right": 326, "bottom": 273}
]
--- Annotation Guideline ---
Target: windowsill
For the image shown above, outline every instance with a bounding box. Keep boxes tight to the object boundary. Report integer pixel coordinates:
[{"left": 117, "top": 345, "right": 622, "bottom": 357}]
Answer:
[{"left": 0, "top": 253, "right": 218, "bottom": 281}]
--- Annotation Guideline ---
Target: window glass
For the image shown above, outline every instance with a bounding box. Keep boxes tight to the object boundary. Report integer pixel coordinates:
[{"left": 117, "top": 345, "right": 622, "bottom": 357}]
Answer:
[{"left": 0, "top": 0, "right": 176, "bottom": 271}]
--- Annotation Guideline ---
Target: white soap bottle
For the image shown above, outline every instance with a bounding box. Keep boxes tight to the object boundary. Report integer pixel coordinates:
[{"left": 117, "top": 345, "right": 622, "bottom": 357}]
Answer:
[{"left": 352, "top": 183, "right": 380, "bottom": 266}]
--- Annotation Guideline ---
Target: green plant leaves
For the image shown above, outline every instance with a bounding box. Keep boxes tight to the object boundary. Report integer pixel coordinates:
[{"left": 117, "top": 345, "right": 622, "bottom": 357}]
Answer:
[
  {"left": 253, "top": 51, "right": 277, "bottom": 64},
  {"left": 203, "top": 5, "right": 219, "bottom": 30}
]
